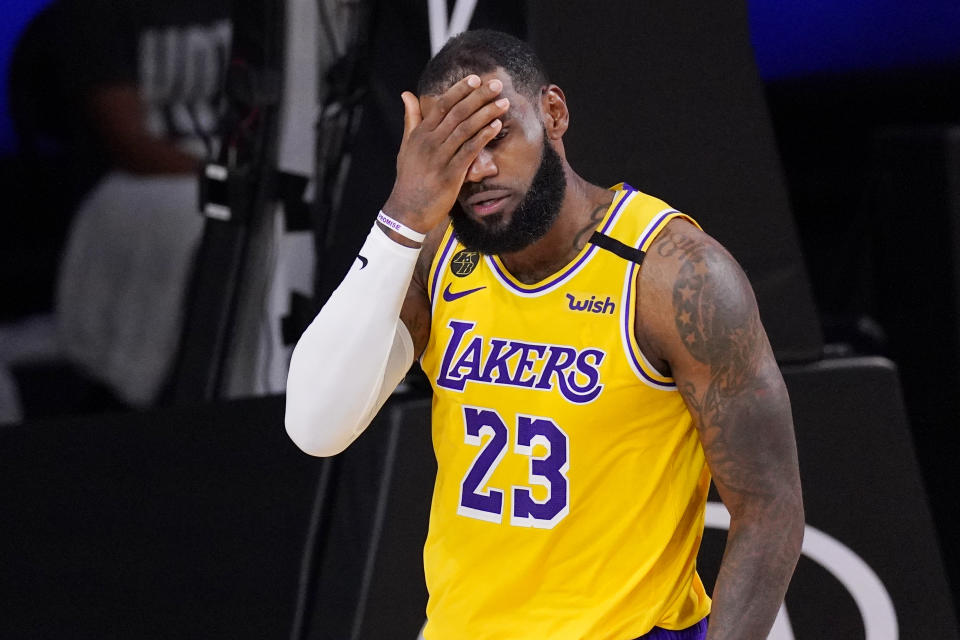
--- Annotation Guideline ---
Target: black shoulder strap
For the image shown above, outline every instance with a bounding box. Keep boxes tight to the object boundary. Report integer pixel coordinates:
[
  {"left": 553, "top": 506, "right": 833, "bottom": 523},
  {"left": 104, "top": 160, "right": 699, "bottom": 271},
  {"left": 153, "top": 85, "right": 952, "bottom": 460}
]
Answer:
[{"left": 588, "top": 231, "right": 646, "bottom": 266}]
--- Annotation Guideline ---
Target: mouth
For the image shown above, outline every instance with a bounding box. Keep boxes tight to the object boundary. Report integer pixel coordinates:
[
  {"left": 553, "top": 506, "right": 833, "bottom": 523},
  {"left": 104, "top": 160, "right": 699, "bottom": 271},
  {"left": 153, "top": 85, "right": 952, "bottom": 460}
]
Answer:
[{"left": 465, "top": 190, "right": 511, "bottom": 217}]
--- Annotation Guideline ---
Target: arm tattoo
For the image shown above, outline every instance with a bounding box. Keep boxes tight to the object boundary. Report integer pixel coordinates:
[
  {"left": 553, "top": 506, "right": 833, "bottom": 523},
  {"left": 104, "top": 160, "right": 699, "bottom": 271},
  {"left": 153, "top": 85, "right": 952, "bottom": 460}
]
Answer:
[
  {"left": 664, "top": 231, "right": 802, "bottom": 638},
  {"left": 672, "top": 246, "right": 760, "bottom": 368},
  {"left": 656, "top": 230, "right": 699, "bottom": 260},
  {"left": 671, "top": 244, "right": 771, "bottom": 497}
]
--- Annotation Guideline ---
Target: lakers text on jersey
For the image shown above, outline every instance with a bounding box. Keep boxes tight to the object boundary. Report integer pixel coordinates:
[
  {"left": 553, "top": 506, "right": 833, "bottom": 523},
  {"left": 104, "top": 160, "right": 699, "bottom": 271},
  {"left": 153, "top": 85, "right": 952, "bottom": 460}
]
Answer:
[{"left": 419, "top": 185, "right": 712, "bottom": 639}]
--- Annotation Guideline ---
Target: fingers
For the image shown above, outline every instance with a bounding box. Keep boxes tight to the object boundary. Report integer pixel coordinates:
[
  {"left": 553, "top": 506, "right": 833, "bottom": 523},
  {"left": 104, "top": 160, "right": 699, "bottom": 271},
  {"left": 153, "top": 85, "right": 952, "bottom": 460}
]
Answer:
[
  {"left": 400, "top": 91, "right": 421, "bottom": 141},
  {"left": 449, "top": 117, "right": 502, "bottom": 173},
  {"left": 421, "top": 74, "right": 483, "bottom": 129},
  {"left": 440, "top": 95, "right": 509, "bottom": 156},
  {"left": 432, "top": 78, "right": 505, "bottom": 140}
]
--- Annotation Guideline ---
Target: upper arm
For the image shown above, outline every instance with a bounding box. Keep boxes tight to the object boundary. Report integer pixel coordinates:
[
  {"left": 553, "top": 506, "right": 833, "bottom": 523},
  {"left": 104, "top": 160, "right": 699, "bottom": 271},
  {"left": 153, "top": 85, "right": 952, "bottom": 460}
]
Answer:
[
  {"left": 637, "top": 220, "right": 802, "bottom": 519},
  {"left": 400, "top": 224, "right": 445, "bottom": 358}
]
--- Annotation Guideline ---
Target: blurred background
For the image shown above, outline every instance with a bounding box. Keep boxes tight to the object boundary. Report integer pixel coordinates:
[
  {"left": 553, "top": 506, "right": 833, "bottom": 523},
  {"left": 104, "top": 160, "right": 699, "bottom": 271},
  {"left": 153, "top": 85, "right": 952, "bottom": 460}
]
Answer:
[{"left": 1, "top": 0, "right": 959, "bottom": 638}]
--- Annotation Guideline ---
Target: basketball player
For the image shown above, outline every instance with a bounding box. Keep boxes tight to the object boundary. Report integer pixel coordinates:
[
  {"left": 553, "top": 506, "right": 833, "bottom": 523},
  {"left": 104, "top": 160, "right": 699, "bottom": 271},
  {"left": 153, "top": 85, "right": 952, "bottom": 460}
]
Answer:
[{"left": 285, "top": 30, "right": 803, "bottom": 640}]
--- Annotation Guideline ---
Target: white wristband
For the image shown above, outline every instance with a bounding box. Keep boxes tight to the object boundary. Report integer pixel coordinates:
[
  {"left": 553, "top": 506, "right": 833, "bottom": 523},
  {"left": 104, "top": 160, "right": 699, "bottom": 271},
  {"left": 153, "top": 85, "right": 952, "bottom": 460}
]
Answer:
[{"left": 377, "top": 210, "right": 427, "bottom": 243}]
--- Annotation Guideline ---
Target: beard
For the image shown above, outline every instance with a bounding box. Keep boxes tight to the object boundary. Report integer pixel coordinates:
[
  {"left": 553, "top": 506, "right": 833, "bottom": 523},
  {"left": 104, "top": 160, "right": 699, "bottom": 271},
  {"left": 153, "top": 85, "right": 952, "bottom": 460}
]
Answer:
[{"left": 450, "top": 131, "right": 566, "bottom": 255}]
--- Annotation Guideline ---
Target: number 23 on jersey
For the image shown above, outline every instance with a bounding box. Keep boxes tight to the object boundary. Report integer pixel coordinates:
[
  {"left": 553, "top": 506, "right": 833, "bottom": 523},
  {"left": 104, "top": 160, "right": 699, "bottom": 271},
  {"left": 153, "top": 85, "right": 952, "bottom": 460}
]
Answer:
[{"left": 457, "top": 406, "right": 570, "bottom": 529}]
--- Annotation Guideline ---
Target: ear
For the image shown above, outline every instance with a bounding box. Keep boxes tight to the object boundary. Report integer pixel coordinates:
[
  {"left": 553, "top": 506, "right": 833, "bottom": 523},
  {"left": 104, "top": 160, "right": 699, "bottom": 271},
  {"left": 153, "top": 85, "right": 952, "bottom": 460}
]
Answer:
[{"left": 541, "top": 84, "right": 569, "bottom": 140}]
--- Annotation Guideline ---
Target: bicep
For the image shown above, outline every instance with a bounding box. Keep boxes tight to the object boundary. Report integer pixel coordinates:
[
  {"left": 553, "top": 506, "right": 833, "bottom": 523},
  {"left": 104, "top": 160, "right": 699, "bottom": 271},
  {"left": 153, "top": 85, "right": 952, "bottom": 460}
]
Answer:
[
  {"left": 675, "top": 317, "right": 796, "bottom": 516},
  {"left": 641, "top": 224, "right": 800, "bottom": 516},
  {"left": 401, "top": 277, "right": 431, "bottom": 359},
  {"left": 400, "top": 224, "right": 445, "bottom": 358}
]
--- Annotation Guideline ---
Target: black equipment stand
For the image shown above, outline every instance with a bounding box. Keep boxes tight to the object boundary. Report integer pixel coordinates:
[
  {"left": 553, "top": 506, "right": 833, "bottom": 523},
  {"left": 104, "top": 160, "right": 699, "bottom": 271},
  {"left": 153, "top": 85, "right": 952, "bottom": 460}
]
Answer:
[{"left": 171, "top": 0, "right": 287, "bottom": 403}]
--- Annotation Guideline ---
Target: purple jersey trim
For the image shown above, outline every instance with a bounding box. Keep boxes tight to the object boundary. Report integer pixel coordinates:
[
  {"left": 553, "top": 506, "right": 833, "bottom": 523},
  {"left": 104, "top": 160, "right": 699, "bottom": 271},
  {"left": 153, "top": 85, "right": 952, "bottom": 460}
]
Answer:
[
  {"left": 485, "top": 186, "right": 636, "bottom": 296},
  {"left": 635, "top": 617, "right": 708, "bottom": 640},
  {"left": 430, "top": 230, "right": 458, "bottom": 310},
  {"left": 638, "top": 209, "right": 678, "bottom": 250}
]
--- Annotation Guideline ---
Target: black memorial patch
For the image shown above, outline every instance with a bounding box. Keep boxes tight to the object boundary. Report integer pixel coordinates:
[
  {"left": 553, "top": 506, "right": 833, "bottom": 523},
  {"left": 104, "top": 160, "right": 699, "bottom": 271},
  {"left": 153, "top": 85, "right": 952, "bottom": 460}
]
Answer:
[{"left": 450, "top": 250, "right": 479, "bottom": 277}]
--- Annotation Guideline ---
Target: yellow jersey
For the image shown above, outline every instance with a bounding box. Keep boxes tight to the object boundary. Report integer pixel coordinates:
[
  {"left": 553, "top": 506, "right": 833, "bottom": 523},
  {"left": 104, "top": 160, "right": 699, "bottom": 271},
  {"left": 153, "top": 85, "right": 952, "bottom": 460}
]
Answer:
[{"left": 419, "top": 184, "right": 711, "bottom": 639}]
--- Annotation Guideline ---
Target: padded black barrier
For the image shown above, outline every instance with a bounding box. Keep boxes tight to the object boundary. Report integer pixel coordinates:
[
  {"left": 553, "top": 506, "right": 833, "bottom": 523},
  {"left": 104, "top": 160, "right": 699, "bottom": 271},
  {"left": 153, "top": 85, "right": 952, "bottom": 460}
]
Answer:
[
  {"left": 527, "top": 0, "right": 823, "bottom": 364},
  {"left": 303, "top": 399, "right": 434, "bottom": 640},
  {"left": 0, "top": 396, "right": 321, "bottom": 640},
  {"left": 316, "top": 359, "right": 957, "bottom": 638},
  {"left": 868, "top": 125, "right": 960, "bottom": 596},
  {"left": 700, "top": 357, "right": 958, "bottom": 637},
  {"left": 3, "top": 360, "right": 953, "bottom": 638}
]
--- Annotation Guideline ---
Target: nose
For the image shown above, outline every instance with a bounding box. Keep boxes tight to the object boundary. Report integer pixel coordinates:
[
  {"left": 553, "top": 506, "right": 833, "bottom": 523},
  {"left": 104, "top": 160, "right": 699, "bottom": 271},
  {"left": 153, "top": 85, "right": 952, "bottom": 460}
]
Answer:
[{"left": 465, "top": 148, "right": 498, "bottom": 182}]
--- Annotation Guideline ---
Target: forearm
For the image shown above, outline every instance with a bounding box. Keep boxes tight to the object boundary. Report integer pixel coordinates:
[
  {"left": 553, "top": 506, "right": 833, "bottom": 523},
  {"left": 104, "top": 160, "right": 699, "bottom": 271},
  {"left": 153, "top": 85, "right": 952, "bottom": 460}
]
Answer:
[
  {"left": 106, "top": 133, "right": 201, "bottom": 174},
  {"left": 706, "top": 499, "right": 804, "bottom": 639},
  {"left": 285, "top": 73, "right": 507, "bottom": 454},
  {"left": 285, "top": 224, "right": 418, "bottom": 456},
  {"left": 88, "top": 85, "right": 201, "bottom": 174}
]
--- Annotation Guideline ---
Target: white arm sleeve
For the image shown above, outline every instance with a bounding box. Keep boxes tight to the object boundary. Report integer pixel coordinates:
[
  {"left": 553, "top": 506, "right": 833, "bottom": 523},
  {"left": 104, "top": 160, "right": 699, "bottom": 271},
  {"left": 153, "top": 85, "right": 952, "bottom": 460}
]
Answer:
[{"left": 285, "top": 224, "right": 419, "bottom": 456}]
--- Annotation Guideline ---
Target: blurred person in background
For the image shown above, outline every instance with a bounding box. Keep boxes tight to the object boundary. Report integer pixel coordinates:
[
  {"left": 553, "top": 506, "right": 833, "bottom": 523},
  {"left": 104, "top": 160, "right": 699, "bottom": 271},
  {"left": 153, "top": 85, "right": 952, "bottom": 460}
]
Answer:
[{"left": 1, "top": 0, "right": 231, "bottom": 421}]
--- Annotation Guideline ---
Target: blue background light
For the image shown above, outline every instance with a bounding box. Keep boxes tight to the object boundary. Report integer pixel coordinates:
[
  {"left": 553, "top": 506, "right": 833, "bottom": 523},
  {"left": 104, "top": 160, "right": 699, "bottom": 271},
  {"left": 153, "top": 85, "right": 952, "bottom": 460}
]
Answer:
[
  {"left": 1, "top": 0, "right": 55, "bottom": 154},
  {"left": 748, "top": 0, "right": 960, "bottom": 80}
]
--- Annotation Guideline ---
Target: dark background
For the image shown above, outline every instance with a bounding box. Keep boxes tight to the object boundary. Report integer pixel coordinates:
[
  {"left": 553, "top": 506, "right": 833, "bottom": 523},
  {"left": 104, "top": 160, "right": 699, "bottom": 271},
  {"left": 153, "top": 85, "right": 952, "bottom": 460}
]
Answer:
[
  {"left": 2, "top": 0, "right": 960, "bottom": 635},
  {"left": 5, "top": 0, "right": 960, "bottom": 318}
]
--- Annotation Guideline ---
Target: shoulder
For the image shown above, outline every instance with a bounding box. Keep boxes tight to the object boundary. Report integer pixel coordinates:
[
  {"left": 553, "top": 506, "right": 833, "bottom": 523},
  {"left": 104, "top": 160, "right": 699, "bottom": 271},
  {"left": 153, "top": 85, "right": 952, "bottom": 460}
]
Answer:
[{"left": 635, "top": 218, "right": 760, "bottom": 369}]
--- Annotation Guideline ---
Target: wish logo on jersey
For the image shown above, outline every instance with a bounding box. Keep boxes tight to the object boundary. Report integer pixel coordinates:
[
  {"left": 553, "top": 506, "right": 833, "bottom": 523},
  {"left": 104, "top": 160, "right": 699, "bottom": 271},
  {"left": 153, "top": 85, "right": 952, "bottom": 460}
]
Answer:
[
  {"left": 566, "top": 293, "right": 615, "bottom": 314},
  {"left": 435, "top": 319, "right": 605, "bottom": 403}
]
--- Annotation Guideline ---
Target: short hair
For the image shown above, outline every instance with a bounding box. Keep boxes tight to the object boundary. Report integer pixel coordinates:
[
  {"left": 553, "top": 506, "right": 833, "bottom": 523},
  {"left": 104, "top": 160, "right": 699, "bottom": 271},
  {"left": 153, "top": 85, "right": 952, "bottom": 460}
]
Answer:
[{"left": 417, "top": 29, "right": 549, "bottom": 100}]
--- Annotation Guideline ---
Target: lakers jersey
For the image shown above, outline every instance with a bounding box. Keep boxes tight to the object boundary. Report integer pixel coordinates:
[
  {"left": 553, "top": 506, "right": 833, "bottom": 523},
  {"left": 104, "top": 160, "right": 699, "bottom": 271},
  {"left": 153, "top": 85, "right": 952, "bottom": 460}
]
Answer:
[{"left": 419, "top": 185, "right": 712, "bottom": 639}]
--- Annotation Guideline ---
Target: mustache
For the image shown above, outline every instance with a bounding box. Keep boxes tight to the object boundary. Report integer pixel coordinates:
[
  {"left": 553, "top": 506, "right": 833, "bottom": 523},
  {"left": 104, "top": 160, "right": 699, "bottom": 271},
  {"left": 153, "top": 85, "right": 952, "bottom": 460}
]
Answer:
[{"left": 460, "top": 182, "right": 511, "bottom": 199}]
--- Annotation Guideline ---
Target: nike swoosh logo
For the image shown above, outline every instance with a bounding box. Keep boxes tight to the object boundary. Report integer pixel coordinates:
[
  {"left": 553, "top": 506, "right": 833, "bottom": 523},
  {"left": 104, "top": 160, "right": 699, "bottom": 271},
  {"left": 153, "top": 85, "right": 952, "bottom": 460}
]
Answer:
[
  {"left": 442, "top": 283, "right": 486, "bottom": 302},
  {"left": 356, "top": 255, "right": 368, "bottom": 270}
]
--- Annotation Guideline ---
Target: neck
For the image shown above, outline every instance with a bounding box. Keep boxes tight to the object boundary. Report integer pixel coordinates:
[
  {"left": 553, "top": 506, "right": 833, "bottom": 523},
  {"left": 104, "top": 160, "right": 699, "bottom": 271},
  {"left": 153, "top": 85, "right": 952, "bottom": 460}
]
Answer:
[{"left": 498, "top": 166, "right": 613, "bottom": 284}]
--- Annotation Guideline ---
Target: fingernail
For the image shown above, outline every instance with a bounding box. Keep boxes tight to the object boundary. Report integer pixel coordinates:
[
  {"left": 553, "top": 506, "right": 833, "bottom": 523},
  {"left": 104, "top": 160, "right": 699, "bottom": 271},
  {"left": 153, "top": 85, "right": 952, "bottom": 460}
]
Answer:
[
  {"left": 495, "top": 98, "right": 509, "bottom": 109},
  {"left": 491, "top": 119, "right": 502, "bottom": 128},
  {"left": 489, "top": 79, "right": 502, "bottom": 92},
  {"left": 467, "top": 75, "right": 481, "bottom": 88}
]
